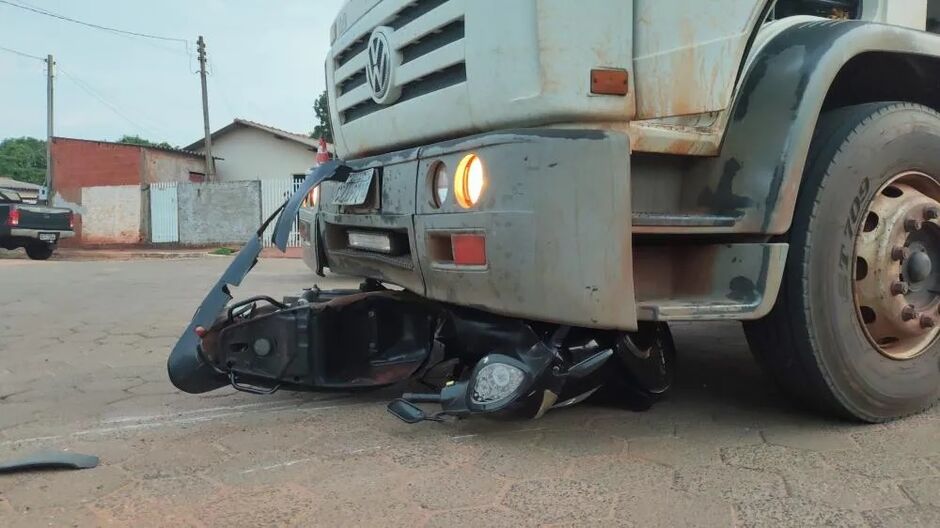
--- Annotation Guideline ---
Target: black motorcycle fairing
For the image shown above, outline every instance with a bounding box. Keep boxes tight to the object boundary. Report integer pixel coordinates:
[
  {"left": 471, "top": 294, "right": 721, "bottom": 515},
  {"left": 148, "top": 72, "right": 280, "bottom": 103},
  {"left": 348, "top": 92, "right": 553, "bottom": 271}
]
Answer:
[
  {"left": 216, "top": 291, "right": 441, "bottom": 391},
  {"left": 168, "top": 161, "right": 351, "bottom": 394},
  {"left": 167, "top": 236, "right": 263, "bottom": 394}
]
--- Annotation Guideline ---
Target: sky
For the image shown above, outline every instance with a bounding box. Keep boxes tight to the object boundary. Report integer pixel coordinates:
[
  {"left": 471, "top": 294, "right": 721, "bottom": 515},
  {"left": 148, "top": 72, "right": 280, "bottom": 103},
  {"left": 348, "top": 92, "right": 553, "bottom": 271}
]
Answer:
[{"left": 0, "top": 0, "right": 345, "bottom": 147}]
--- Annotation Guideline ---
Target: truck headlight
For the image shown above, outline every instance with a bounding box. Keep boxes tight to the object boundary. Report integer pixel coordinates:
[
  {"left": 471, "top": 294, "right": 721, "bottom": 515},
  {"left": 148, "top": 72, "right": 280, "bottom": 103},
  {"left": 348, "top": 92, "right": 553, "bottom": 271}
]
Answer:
[
  {"left": 303, "top": 186, "right": 320, "bottom": 208},
  {"left": 469, "top": 355, "right": 529, "bottom": 410},
  {"left": 455, "top": 154, "right": 486, "bottom": 209},
  {"left": 430, "top": 162, "right": 449, "bottom": 208}
]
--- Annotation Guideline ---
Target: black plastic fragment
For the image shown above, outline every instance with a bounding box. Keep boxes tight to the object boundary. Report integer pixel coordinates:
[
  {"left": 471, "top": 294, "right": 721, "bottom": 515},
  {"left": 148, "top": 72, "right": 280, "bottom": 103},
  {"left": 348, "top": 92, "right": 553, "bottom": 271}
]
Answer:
[{"left": 0, "top": 450, "right": 99, "bottom": 474}]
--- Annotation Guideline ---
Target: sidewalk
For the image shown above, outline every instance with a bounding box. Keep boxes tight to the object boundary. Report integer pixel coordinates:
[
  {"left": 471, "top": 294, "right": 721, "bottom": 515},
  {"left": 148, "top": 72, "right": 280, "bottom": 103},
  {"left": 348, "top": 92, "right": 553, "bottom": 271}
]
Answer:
[
  {"left": 1, "top": 247, "right": 210, "bottom": 261},
  {"left": 1, "top": 246, "right": 303, "bottom": 261},
  {"left": 260, "top": 246, "right": 302, "bottom": 259},
  {"left": 57, "top": 248, "right": 214, "bottom": 261}
]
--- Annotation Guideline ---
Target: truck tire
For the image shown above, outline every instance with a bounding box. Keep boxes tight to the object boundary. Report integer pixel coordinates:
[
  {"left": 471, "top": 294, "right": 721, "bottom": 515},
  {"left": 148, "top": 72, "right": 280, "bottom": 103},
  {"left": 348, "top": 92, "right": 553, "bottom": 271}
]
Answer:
[
  {"left": 744, "top": 102, "right": 940, "bottom": 422},
  {"left": 25, "top": 243, "right": 54, "bottom": 261}
]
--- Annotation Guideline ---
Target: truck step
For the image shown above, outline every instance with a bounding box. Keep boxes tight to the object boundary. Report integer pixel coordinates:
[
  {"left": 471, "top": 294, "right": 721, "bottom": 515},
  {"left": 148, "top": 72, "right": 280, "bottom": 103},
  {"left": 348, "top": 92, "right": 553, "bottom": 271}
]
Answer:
[{"left": 632, "top": 212, "right": 740, "bottom": 228}]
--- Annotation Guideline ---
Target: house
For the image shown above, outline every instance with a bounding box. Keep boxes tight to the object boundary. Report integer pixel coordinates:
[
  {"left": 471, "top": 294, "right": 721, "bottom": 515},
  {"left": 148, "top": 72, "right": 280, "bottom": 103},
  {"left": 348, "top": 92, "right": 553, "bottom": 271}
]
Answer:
[
  {"left": 51, "top": 137, "right": 205, "bottom": 245},
  {"left": 185, "top": 119, "right": 333, "bottom": 184},
  {"left": 0, "top": 177, "right": 43, "bottom": 204}
]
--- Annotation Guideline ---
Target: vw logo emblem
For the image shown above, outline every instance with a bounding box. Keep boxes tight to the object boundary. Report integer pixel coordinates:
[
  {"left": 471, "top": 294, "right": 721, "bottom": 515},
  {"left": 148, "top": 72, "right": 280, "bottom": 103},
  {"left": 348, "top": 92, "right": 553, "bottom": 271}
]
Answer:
[{"left": 365, "top": 27, "right": 401, "bottom": 105}]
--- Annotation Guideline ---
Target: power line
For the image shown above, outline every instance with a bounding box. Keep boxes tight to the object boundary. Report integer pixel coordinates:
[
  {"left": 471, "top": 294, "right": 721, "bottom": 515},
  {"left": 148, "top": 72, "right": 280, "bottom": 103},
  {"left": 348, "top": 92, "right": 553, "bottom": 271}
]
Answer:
[
  {"left": 0, "top": 43, "right": 45, "bottom": 62},
  {"left": 0, "top": 0, "right": 192, "bottom": 60},
  {"left": 58, "top": 67, "right": 162, "bottom": 138},
  {"left": 0, "top": 0, "right": 190, "bottom": 46},
  {"left": 0, "top": 0, "right": 192, "bottom": 62},
  {"left": 206, "top": 57, "right": 238, "bottom": 116}
]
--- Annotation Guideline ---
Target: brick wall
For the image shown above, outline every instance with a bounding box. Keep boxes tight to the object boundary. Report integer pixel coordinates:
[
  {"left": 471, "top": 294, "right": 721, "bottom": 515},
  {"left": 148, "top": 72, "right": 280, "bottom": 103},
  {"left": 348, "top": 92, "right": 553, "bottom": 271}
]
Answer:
[
  {"left": 52, "top": 138, "right": 142, "bottom": 189},
  {"left": 50, "top": 138, "right": 204, "bottom": 246}
]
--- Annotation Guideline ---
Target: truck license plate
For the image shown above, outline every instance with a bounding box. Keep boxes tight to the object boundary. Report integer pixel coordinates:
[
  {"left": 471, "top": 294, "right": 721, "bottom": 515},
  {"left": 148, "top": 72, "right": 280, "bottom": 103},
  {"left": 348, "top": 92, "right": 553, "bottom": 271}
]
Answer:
[
  {"left": 332, "top": 169, "right": 375, "bottom": 206},
  {"left": 38, "top": 233, "right": 58, "bottom": 242}
]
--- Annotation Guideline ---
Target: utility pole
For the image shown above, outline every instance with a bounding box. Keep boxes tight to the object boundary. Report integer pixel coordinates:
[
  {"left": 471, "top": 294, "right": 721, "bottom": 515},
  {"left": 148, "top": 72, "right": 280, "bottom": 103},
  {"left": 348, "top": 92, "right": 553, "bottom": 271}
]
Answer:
[
  {"left": 197, "top": 36, "right": 215, "bottom": 181},
  {"left": 45, "top": 54, "right": 55, "bottom": 204}
]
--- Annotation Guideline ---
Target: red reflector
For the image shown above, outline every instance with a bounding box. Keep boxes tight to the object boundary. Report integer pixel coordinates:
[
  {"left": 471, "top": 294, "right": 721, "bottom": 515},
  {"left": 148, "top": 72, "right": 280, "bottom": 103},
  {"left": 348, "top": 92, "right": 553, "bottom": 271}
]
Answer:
[
  {"left": 194, "top": 326, "right": 208, "bottom": 338},
  {"left": 68, "top": 212, "right": 75, "bottom": 230},
  {"left": 591, "top": 69, "right": 629, "bottom": 96},
  {"left": 7, "top": 207, "right": 19, "bottom": 226},
  {"left": 451, "top": 234, "right": 487, "bottom": 266}
]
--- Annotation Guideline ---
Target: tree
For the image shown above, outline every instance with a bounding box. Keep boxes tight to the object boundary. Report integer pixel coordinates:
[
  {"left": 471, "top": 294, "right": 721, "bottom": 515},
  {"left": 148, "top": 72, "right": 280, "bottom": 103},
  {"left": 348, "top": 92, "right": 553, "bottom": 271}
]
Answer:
[
  {"left": 0, "top": 137, "right": 46, "bottom": 186},
  {"left": 311, "top": 90, "right": 333, "bottom": 143},
  {"left": 118, "top": 135, "right": 175, "bottom": 150}
]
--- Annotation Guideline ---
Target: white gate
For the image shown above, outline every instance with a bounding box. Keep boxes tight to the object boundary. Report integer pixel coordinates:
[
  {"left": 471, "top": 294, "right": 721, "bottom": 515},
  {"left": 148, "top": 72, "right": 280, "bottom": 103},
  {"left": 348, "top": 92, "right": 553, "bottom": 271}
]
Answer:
[
  {"left": 260, "top": 178, "right": 303, "bottom": 248},
  {"left": 149, "top": 182, "right": 179, "bottom": 244}
]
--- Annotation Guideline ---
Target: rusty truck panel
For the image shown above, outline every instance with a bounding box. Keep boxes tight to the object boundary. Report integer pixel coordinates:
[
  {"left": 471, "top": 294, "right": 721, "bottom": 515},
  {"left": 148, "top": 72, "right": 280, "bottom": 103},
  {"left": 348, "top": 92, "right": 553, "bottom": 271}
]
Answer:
[
  {"left": 678, "top": 21, "right": 940, "bottom": 235},
  {"left": 633, "top": 0, "right": 769, "bottom": 120}
]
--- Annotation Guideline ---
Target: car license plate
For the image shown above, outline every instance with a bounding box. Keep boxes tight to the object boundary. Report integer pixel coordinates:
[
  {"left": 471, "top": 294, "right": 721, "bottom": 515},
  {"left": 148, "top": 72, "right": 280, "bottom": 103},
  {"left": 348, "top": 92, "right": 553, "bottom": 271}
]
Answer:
[
  {"left": 332, "top": 169, "right": 375, "bottom": 206},
  {"left": 38, "top": 232, "right": 58, "bottom": 242}
]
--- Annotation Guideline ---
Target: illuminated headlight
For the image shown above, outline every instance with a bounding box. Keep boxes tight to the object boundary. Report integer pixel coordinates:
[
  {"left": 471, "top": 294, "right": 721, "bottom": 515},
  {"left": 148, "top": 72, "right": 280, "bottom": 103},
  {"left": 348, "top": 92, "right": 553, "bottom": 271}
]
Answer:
[
  {"left": 455, "top": 154, "right": 486, "bottom": 209},
  {"left": 303, "top": 186, "right": 320, "bottom": 208},
  {"left": 471, "top": 360, "right": 526, "bottom": 407}
]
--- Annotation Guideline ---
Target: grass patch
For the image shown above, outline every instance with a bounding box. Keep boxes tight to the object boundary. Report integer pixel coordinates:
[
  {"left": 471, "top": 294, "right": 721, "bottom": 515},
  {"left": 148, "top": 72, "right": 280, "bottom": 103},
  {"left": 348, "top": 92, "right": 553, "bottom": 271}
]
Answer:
[{"left": 210, "top": 247, "right": 236, "bottom": 256}]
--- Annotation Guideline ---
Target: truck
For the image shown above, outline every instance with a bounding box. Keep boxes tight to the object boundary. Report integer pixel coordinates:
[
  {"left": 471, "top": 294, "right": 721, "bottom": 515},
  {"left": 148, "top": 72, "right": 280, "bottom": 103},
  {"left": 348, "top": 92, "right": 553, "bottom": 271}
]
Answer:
[
  {"left": 0, "top": 189, "right": 73, "bottom": 260},
  {"left": 169, "top": 0, "right": 940, "bottom": 425}
]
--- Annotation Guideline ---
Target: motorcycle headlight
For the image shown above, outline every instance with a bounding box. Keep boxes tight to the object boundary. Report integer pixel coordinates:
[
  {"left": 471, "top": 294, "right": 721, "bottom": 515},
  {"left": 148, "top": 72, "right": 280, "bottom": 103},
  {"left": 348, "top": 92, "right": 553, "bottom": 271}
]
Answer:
[{"left": 469, "top": 356, "right": 530, "bottom": 411}]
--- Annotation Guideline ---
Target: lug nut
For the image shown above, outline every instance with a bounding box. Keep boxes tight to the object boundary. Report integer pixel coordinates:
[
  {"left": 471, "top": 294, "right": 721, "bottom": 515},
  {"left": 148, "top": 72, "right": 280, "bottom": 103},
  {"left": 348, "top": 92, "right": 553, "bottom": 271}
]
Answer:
[
  {"left": 902, "top": 304, "right": 919, "bottom": 321},
  {"left": 892, "top": 246, "right": 910, "bottom": 261},
  {"left": 891, "top": 281, "right": 910, "bottom": 296},
  {"left": 925, "top": 207, "right": 940, "bottom": 221},
  {"left": 905, "top": 218, "right": 923, "bottom": 232},
  {"left": 921, "top": 315, "right": 937, "bottom": 329}
]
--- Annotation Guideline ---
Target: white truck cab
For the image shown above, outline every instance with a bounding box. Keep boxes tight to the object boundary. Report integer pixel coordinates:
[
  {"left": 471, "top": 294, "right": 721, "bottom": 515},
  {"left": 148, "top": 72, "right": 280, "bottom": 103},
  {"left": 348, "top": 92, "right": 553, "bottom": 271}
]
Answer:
[
  {"left": 169, "top": 1, "right": 940, "bottom": 425},
  {"left": 301, "top": 0, "right": 940, "bottom": 422},
  {"left": 325, "top": 0, "right": 931, "bottom": 159}
]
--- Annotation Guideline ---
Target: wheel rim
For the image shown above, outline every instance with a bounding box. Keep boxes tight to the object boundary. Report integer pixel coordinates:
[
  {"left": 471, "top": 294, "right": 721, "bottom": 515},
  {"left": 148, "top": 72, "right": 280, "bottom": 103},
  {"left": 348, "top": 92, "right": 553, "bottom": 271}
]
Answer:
[{"left": 854, "top": 171, "right": 940, "bottom": 360}]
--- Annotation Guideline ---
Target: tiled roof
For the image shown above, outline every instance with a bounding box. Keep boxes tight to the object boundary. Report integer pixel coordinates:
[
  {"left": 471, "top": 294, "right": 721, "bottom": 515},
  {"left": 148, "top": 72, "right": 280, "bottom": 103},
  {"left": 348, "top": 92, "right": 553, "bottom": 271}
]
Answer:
[
  {"left": 185, "top": 119, "right": 333, "bottom": 152},
  {"left": 0, "top": 177, "right": 43, "bottom": 191},
  {"left": 52, "top": 137, "right": 203, "bottom": 159}
]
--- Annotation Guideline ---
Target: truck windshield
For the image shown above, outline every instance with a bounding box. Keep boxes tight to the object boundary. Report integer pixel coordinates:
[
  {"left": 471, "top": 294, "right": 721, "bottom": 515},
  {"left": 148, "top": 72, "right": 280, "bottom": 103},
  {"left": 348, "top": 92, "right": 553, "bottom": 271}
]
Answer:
[{"left": 0, "top": 190, "right": 24, "bottom": 203}]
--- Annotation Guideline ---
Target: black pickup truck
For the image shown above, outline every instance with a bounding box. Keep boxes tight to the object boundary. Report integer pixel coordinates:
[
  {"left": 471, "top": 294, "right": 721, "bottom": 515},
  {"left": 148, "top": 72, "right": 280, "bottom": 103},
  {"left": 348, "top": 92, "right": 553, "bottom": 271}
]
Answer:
[{"left": 0, "top": 189, "right": 73, "bottom": 260}]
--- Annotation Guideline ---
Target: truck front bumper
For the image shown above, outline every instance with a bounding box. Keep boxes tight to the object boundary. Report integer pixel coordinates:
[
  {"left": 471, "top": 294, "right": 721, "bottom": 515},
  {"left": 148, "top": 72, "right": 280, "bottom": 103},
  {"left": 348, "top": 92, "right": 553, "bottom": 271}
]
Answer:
[{"left": 305, "top": 129, "right": 638, "bottom": 331}]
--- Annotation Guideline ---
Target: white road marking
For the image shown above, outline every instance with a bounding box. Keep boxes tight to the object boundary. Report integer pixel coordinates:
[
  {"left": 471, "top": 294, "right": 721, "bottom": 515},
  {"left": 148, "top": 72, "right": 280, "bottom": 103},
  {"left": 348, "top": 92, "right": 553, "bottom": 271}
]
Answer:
[
  {"left": 99, "top": 400, "right": 294, "bottom": 424},
  {"left": 0, "top": 400, "right": 368, "bottom": 447},
  {"left": 238, "top": 445, "right": 389, "bottom": 474},
  {"left": 99, "top": 396, "right": 346, "bottom": 425},
  {"left": 450, "top": 426, "right": 547, "bottom": 441},
  {"left": 240, "top": 457, "right": 318, "bottom": 474}
]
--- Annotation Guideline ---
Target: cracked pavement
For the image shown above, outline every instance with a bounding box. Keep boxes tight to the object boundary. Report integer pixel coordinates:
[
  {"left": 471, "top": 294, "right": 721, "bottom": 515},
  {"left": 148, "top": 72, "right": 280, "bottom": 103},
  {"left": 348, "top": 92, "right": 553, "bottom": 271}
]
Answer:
[{"left": 0, "top": 257, "right": 938, "bottom": 527}]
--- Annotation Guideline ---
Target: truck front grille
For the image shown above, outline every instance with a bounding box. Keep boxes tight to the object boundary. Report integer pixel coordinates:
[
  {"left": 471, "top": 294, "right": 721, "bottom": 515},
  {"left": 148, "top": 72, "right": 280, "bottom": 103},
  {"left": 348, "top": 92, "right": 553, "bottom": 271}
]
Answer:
[{"left": 332, "top": 0, "right": 467, "bottom": 125}]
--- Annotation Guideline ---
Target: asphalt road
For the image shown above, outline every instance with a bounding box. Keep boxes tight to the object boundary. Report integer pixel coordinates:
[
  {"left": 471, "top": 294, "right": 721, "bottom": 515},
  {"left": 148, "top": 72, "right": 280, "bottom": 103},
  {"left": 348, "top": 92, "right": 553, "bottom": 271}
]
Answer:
[{"left": 0, "top": 256, "right": 937, "bottom": 527}]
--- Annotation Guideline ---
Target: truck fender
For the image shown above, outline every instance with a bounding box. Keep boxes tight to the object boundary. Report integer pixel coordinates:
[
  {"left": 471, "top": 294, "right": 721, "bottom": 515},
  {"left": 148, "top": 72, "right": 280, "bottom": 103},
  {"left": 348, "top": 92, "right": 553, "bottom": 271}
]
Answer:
[{"left": 686, "top": 20, "right": 940, "bottom": 234}]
